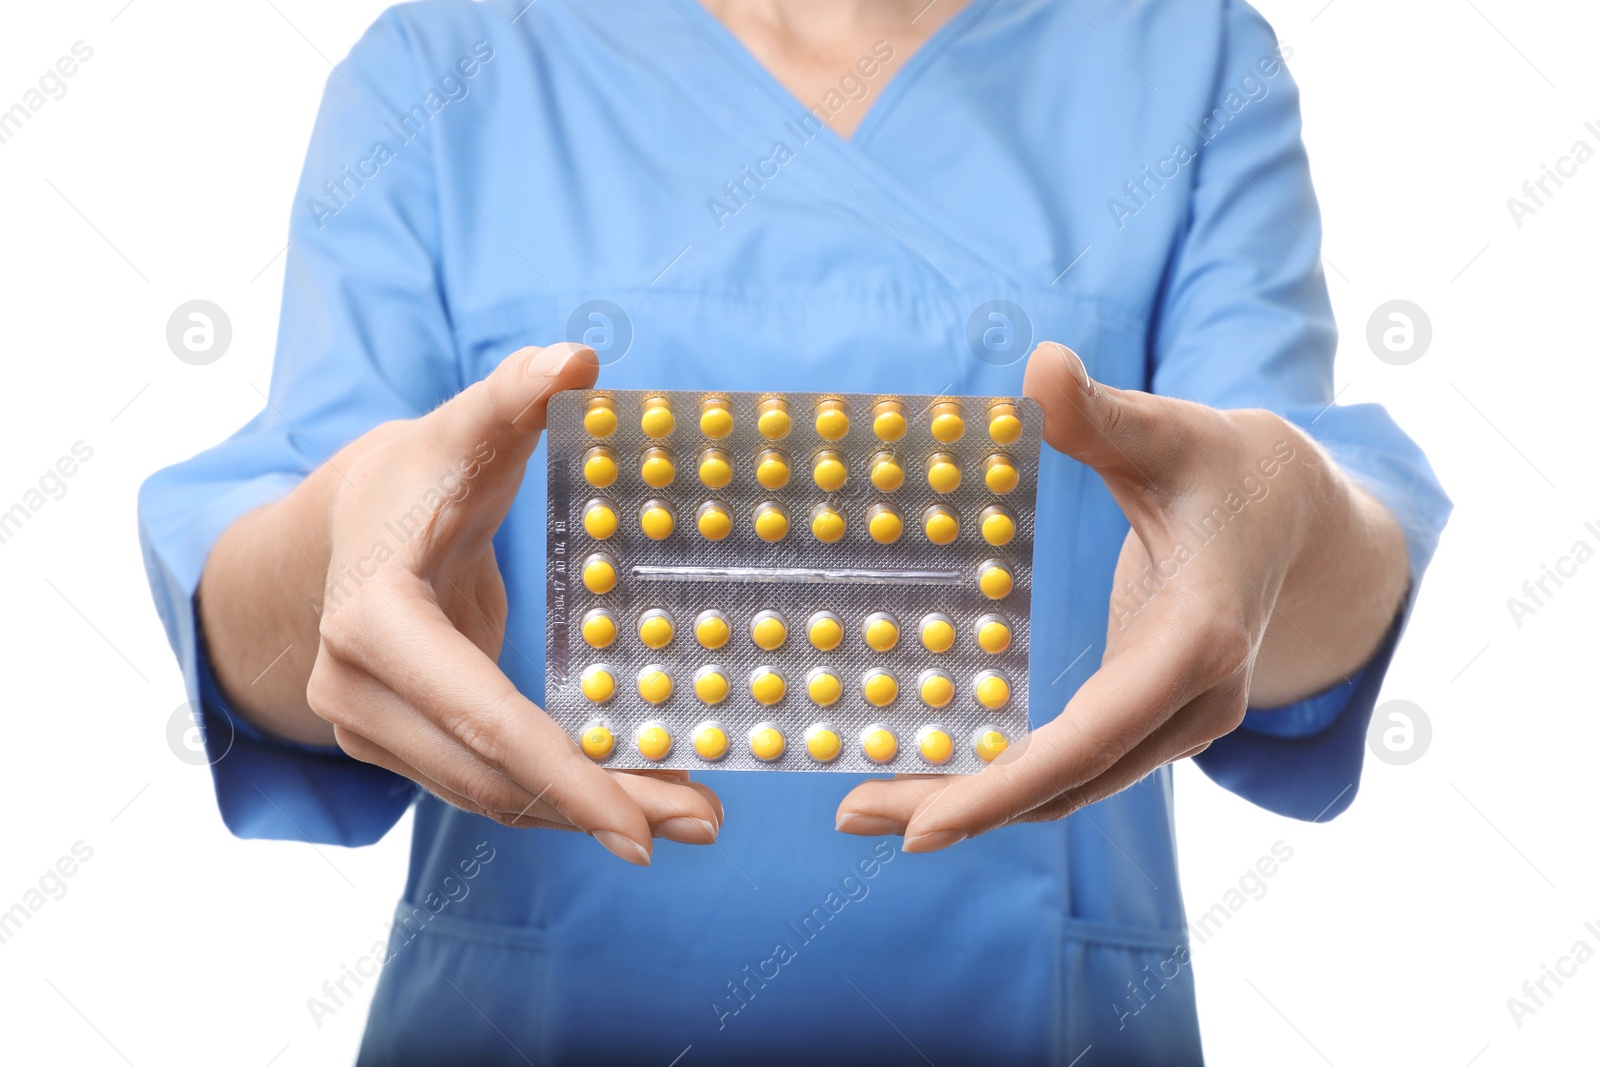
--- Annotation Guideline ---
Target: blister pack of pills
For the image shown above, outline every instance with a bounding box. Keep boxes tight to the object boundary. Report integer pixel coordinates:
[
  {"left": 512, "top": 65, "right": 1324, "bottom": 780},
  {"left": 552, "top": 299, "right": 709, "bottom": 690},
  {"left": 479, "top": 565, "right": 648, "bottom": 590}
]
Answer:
[{"left": 543, "top": 389, "right": 1042, "bottom": 774}]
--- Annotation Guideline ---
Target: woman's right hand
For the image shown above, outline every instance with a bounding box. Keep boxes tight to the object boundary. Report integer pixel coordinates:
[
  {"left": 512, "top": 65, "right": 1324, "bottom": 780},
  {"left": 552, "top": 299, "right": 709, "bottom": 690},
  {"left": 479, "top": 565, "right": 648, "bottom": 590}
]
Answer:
[{"left": 209, "top": 343, "right": 721, "bottom": 865}]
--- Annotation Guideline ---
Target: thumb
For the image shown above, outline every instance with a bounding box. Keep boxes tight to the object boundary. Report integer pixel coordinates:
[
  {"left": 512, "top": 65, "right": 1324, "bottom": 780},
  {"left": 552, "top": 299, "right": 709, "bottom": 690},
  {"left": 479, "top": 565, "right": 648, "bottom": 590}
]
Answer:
[
  {"left": 430, "top": 342, "right": 600, "bottom": 462},
  {"left": 1022, "top": 341, "right": 1205, "bottom": 491}
]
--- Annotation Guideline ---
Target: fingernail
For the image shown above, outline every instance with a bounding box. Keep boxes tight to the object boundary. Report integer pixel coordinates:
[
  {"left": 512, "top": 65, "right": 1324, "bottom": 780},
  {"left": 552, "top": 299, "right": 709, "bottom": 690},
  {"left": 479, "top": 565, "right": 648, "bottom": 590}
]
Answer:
[
  {"left": 593, "top": 829, "right": 652, "bottom": 866},
  {"left": 902, "top": 829, "right": 967, "bottom": 853},
  {"left": 835, "top": 812, "right": 904, "bottom": 835},
  {"left": 526, "top": 342, "right": 581, "bottom": 379},
  {"left": 656, "top": 817, "right": 718, "bottom": 844},
  {"left": 1054, "top": 343, "right": 1091, "bottom": 393}
]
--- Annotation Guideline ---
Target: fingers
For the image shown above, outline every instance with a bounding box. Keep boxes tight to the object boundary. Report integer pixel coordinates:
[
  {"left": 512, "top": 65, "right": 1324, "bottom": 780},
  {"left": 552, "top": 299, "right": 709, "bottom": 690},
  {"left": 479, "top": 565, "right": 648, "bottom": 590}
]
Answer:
[
  {"left": 836, "top": 777, "right": 948, "bottom": 837},
  {"left": 837, "top": 676, "right": 1239, "bottom": 844},
  {"left": 323, "top": 675, "right": 726, "bottom": 844},
  {"left": 1022, "top": 341, "right": 1223, "bottom": 494},
  {"left": 1015, "top": 686, "right": 1239, "bottom": 825},
  {"left": 310, "top": 654, "right": 568, "bottom": 823},
  {"left": 893, "top": 653, "right": 1169, "bottom": 847},
  {"left": 428, "top": 342, "right": 600, "bottom": 463},
  {"left": 332, "top": 726, "right": 572, "bottom": 831},
  {"left": 317, "top": 585, "right": 659, "bottom": 864},
  {"left": 880, "top": 615, "right": 1246, "bottom": 851},
  {"left": 681, "top": 778, "right": 726, "bottom": 829},
  {"left": 615, "top": 774, "right": 725, "bottom": 845}
]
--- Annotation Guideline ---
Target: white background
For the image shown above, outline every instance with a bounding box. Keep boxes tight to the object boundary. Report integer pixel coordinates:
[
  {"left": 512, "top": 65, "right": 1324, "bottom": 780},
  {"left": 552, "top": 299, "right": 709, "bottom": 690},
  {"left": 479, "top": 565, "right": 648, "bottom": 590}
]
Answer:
[{"left": 0, "top": 1, "right": 1594, "bottom": 1064}]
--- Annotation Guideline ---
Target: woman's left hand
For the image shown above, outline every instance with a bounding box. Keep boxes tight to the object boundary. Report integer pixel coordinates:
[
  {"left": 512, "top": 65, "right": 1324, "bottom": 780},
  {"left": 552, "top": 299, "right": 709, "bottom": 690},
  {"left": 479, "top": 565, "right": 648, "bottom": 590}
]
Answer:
[{"left": 835, "top": 342, "right": 1410, "bottom": 851}]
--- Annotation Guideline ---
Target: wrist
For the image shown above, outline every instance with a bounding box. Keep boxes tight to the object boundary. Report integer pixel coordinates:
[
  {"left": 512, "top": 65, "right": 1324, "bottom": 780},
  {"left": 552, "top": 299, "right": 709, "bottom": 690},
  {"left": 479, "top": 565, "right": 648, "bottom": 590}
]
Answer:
[
  {"left": 1250, "top": 434, "right": 1408, "bottom": 706},
  {"left": 197, "top": 462, "right": 345, "bottom": 746}
]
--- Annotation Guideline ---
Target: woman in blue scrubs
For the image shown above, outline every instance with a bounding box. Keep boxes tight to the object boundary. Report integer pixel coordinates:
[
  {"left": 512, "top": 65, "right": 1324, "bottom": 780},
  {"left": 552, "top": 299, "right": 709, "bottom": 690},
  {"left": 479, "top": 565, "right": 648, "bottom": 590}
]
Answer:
[{"left": 138, "top": 1, "right": 1448, "bottom": 1062}]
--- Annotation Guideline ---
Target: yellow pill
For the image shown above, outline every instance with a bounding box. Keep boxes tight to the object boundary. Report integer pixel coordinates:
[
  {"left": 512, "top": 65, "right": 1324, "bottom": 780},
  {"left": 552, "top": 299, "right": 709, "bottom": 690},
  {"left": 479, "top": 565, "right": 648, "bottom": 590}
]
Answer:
[
  {"left": 693, "top": 721, "right": 729, "bottom": 760},
  {"left": 750, "top": 722, "right": 786, "bottom": 761},
  {"left": 580, "top": 609, "right": 617, "bottom": 649},
  {"left": 930, "top": 402, "right": 965, "bottom": 444},
  {"left": 919, "top": 613, "right": 955, "bottom": 654},
  {"left": 693, "top": 667, "right": 729, "bottom": 706},
  {"left": 978, "top": 561, "right": 1014, "bottom": 600},
  {"left": 813, "top": 450, "right": 848, "bottom": 492},
  {"left": 862, "top": 612, "right": 900, "bottom": 653},
  {"left": 583, "top": 447, "right": 618, "bottom": 488},
  {"left": 750, "top": 610, "right": 787, "bottom": 651},
  {"left": 583, "top": 397, "right": 617, "bottom": 438},
  {"left": 699, "top": 398, "right": 734, "bottom": 439},
  {"left": 988, "top": 402, "right": 1022, "bottom": 445},
  {"left": 868, "top": 504, "right": 903, "bottom": 544},
  {"left": 756, "top": 449, "right": 791, "bottom": 490},
  {"left": 750, "top": 669, "right": 786, "bottom": 706},
  {"left": 983, "top": 453, "right": 1019, "bottom": 494},
  {"left": 757, "top": 397, "right": 792, "bottom": 439},
  {"left": 980, "top": 506, "right": 1016, "bottom": 547},
  {"left": 640, "top": 397, "right": 674, "bottom": 438},
  {"left": 872, "top": 400, "right": 907, "bottom": 442},
  {"left": 637, "top": 609, "right": 674, "bottom": 650},
  {"left": 696, "top": 500, "right": 732, "bottom": 541},
  {"left": 694, "top": 609, "right": 731, "bottom": 650},
  {"left": 806, "top": 610, "right": 843, "bottom": 652},
  {"left": 582, "top": 500, "right": 618, "bottom": 539},
  {"left": 975, "top": 615, "right": 1013, "bottom": 654},
  {"left": 637, "top": 665, "right": 673, "bottom": 705},
  {"left": 806, "top": 723, "right": 842, "bottom": 762},
  {"left": 637, "top": 722, "right": 672, "bottom": 761},
  {"left": 927, "top": 453, "right": 962, "bottom": 494},
  {"left": 581, "top": 554, "right": 617, "bottom": 594},
  {"left": 814, "top": 400, "right": 849, "bottom": 442},
  {"left": 975, "top": 728, "right": 1009, "bottom": 763},
  {"left": 640, "top": 448, "right": 675, "bottom": 489},
  {"left": 869, "top": 452, "right": 905, "bottom": 492},
  {"left": 863, "top": 670, "right": 899, "bottom": 708},
  {"left": 923, "top": 505, "right": 959, "bottom": 546},
  {"left": 698, "top": 448, "right": 733, "bottom": 489},
  {"left": 862, "top": 726, "right": 898, "bottom": 764},
  {"left": 580, "top": 665, "right": 616, "bottom": 704},
  {"left": 639, "top": 501, "right": 675, "bottom": 540},
  {"left": 810, "top": 505, "right": 846, "bottom": 544},
  {"left": 918, "top": 670, "right": 955, "bottom": 709},
  {"left": 976, "top": 672, "right": 1011, "bottom": 710},
  {"left": 580, "top": 722, "right": 614, "bottom": 759},
  {"left": 807, "top": 668, "right": 842, "bottom": 707},
  {"left": 986, "top": 464, "right": 1019, "bottom": 494},
  {"left": 918, "top": 726, "right": 954, "bottom": 765},
  {"left": 754, "top": 502, "right": 789, "bottom": 542}
]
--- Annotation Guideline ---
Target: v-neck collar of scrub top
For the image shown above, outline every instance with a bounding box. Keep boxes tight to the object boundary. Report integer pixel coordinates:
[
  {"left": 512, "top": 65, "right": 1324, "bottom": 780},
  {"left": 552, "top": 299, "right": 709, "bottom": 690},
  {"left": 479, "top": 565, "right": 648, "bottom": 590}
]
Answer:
[
  {"left": 667, "top": 0, "right": 1017, "bottom": 288},
  {"left": 674, "top": 0, "right": 996, "bottom": 147}
]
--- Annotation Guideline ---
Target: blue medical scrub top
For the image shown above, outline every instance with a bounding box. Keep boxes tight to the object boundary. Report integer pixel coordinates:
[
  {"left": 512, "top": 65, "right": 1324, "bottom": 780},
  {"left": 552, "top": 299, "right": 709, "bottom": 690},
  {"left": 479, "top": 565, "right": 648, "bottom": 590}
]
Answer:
[{"left": 139, "top": 1, "right": 1449, "bottom": 1063}]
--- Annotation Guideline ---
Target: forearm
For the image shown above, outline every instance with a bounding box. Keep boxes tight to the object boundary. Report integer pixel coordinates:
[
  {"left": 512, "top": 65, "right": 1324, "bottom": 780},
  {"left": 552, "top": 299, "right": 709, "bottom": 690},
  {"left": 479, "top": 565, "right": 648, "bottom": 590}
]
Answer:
[
  {"left": 1249, "top": 442, "right": 1410, "bottom": 708},
  {"left": 197, "top": 462, "right": 341, "bottom": 746}
]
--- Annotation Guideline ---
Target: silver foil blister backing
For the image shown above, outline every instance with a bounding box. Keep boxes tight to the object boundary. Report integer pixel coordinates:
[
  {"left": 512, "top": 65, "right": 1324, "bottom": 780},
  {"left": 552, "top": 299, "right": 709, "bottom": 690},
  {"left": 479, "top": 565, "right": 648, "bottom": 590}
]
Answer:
[{"left": 544, "top": 389, "right": 1041, "bottom": 773}]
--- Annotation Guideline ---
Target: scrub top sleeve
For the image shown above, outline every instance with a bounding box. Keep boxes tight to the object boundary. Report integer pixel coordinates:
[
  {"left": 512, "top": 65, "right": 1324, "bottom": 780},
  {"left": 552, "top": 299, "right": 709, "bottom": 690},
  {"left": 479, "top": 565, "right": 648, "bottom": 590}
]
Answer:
[
  {"left": 1147, "top": 0, "right": 1451, "bottom": 820},
  {"left": 137, "top": 10, "right": 466, "bottom": 845}
]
